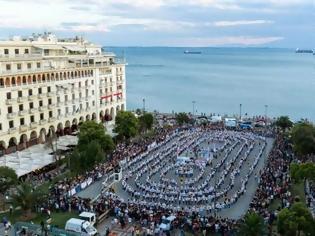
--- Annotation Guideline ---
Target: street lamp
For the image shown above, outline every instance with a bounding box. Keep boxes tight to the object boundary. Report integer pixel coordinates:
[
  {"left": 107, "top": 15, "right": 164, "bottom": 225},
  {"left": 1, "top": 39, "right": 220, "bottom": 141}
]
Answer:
[
  {"left": 239, "top": 104, "right": 242, "bottom": 121},
  {"left": 192, "top": 101, "right": 196, "bottom": 117}
]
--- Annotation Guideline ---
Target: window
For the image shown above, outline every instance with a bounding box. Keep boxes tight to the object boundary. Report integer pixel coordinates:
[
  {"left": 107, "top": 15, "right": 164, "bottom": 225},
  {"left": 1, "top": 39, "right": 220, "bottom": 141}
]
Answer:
[
  {"left": 92, "top": 90, "right": 94, "bottom": 95},
  {"left": 37, "top": 62, "right": 41, "bottom": 68},
  {"left": 79, "top": 82, "right": 81, "bottom": 87},
  {"left": 91, "top": 80, "right": 94, "bottom": 85},
  {"left": 18, "top": 91, "right": 22, "bottom": 97},
  {"left": 40, "top": 113, "right": 44, "bottom": 120},
  {"left": 29, "top": 102, "right": 34, "bottom": 109},
  {"left": 72, "top": 94, "right": 75, "bottom": 100},
  {"left": 65, "top": 95, "right": 68, "bottom": 101},
  {"left": 65, "top": 107, "right": 69, "bottom": 113},
  {"left": 86, "top": 102, "right": 89, "bottom": 108},
  {"left": 9, "top": 121, "right": 14, "bottom": 128},
  {"left": 15, "top": 49, "right": 19, "bottom": 54},
  {"left": 6, "top": 92, "right": 11, "bottom": 99},
  {"left": 8, "top": 107, "right": 13, "bottom": 113},
  {"left": 85, "top": 80, "right": 88, "bottom": 86},
  {"left": 73, "top": 106, "right": 76, "bottom": 112},
  {"left": 58, "top": 109, "right": 61, "bottom": 115},
  {"left": 39, "top": 100, "right": 43, "bottom": 107},
  {"left": 30, "top": 115, "right": 35, "bottom": 123},
  {"left": 17, "top": 64, "right": 21, "bottom": 70},
  {"left": 49, "top": 111, "right": 53, "bottom": 117},
  {"left": 27, "top": 63, "right": 31, "bottom": 69},
  {"left": 20, "top": 118, "right": 25, "bottom": 125},
  {"left": 4, "top": 49, "right": 9, "bottom": 55},
  {"left": 57, "top": 97, "right": 60, "bottom": 103},
  {"left": 0, "top": 123, "right": 2, "bottom": 131},
  {"left": 47, "top": 86, "right": 51, "bottom": 93},
  {"left": 19, "top": 104, "right": 23, "bottom": 111},
  {"left": 6, "top": 64, "right": 11, "bottom": 71},
  {"left": 38, "top": 88, "right": 42, "bottom": 94},
  {"left": 92, "top": 101, "right": 95, "bottom": 106},
  {"left": 79, "top": 92, "right": 82, "bottom": 98},
  {"left": 28, "top": 89, "right": 32, "bottom": 96},
  {"left": 24, "top": 49, "right": 29, "bottom": 54},
  {"left": 48, "top": 98, "right": 52, "bottom": 105}
]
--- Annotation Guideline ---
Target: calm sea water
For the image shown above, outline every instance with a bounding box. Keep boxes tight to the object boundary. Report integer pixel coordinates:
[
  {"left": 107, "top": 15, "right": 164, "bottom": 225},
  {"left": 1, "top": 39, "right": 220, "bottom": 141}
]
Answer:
[{"left": 107, "top": 47, "right": 315, "bottom": 121}]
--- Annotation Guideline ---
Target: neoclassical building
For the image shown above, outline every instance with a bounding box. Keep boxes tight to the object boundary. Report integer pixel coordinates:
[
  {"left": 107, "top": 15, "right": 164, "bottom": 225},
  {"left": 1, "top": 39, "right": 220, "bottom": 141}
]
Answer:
[{"left": 0, "top": 33, "right": 126, "bottom": 155}]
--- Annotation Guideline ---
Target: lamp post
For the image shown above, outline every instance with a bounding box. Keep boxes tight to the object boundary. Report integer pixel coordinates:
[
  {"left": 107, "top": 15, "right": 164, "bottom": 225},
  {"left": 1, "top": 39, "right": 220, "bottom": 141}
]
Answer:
[
  {"left": 142, "top": 98, "right": 146, "bottom": 113},
  {"left": 239, "top": 104, "right": 242, "bottom": 121},
  {"left": 192, "top": 101, "right": 196, "bottom": 117}
]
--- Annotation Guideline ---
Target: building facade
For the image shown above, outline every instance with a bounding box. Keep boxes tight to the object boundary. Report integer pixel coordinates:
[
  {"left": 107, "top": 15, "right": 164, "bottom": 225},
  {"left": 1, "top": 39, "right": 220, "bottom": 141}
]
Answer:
[{"left": 0, "top": 33, "right": 126, "bottom": 155}]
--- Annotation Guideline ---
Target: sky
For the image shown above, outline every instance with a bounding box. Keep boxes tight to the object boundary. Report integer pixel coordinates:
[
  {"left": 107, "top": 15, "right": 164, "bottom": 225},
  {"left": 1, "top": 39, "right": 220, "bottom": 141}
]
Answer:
[{"left": 0, "top": 0, "right": 314, "bottom": 47}]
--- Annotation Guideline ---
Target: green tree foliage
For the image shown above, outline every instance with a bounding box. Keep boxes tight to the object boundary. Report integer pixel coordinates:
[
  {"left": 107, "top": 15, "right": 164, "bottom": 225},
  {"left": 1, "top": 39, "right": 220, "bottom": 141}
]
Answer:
[
  {"left": 275, "top": 116, "right": 293, "bottom": 130},
  {"left": 175, "top": 112, "right": 191, "bottom": 126},
  {"left": 291, "top": 122, "right": 315, "bottom": 156},
  {"left": 70, "top": 141, "right": 105, "bottom": 173},
  {"left": 12, "top": 183, "right": 45, "bottom": 216},
  {"left": 291, "top": 162, "right": 315, "bottom": 182},
  {"left": 114, "top": 111, "right": 139, "bottom": 140},
  {"left": 277, "top": 202, "right": 315, "bottom": 236},
  {"left": 0, "top": 166, "right": 18, "bottom": 194},
  {"left": 138, "top": 113, "right": 154, "bottom": 133},
  {"left": 238, "top": 212, "right": 266, "bottom": 236},
  {"left": 78, "top": 121, "right": 114, "bottom": 153}
]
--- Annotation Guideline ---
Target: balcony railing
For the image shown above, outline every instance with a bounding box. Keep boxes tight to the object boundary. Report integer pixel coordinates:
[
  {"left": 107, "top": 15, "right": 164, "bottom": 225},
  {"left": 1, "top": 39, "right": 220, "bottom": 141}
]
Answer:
[
  {"left": 39, "top": 119, "right": 47, "bottom": 125},
  {"left": 18, "top": 110, "right": 28, "bottom": 116},
  {"left": 7, "top": 112, "right": 17, "bottom": 119},
  {"left": 19, "top": 125, "right": 28, "bottom": 132},
  {"left": 28, "top": 95, "right": 36, "bottom": 101},
  {"left": 17, "top": 97, "right": 26, "bottom": 103},
  {"left": 29, "top": 108, "right": 37, "bottom": 114},
  {"left": 8, "top": 127, "right": 17, "bottom": 134},
  {"left": 6, "top": 98, "right": 17, "bottom": 105},
  {"left": 30, "top": 122, "right": 38, "bottom": 129},
  {"left": 48, "top": 117, "right": 56, "bottom": 123},
  {"left": 38, "top": 106, "right": 47, "bottom": 112}
]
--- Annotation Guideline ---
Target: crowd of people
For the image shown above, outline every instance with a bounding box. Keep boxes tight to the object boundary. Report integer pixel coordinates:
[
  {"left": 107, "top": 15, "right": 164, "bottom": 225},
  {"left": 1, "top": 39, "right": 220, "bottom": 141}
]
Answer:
[{"left": 29, "top": 124, "right": 301, "bottom": 235}]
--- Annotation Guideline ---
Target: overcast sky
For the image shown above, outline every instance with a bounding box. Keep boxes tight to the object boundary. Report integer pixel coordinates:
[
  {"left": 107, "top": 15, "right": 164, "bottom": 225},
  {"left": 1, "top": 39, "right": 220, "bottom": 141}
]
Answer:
[{"left": 0, "top": 0, "right": 314, "bottom": 47}]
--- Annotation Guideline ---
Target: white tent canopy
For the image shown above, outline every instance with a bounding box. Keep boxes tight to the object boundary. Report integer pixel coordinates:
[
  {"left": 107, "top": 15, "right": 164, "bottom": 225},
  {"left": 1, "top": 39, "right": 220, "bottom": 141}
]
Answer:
[{"left": 0, "top": 135, "right": 78, "bottom": 177}]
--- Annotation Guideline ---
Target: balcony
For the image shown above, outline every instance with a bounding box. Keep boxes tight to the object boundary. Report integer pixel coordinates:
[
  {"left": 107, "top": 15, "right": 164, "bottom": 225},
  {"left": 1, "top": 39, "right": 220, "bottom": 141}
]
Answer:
[
  {"left": 7, "top": 127, "right": 17, "bottom": 134},
  {"left": 39, "top": 119, "right": 47, "bottom": 125},
  {"left": 57, "top": 115, "right": 63, "bottom": 119},
  {"left": 7, "top": 112, "right": 17, "bottom": 119},
  {"left": 47, "top": 92, "right": 54, "bottom": 97},
  {"left": 28, "top": 95, "right": 36, "bottom": 101},
  {"left": 37, "top": 93, "right": 46, "bottom": 99},
  {"left": 18, "top": 110, "right": 28, "bottom": 116},
  {"left": 17, "top": 97, "right": 26, "bottom": 103},
  {"left": 30, "top": 122, "right": 38, "bottom": 129},
  {"left": 38, "top": 106, "right": 47, "bottom": 112},
  {"left": 48, "top": 104, "right": 55, "bottom": 109},
  {"left": 6, "top": 98, "right": 17, "bottom": 105},
  {"left": 29, "top": 108, "right": 37, "bottom": 114},
  {"left": 19, "top": 125, "right": 28, "bottom": 132},
  {"left": 48, "top": 117, "right": 56, "bottom": 123}
]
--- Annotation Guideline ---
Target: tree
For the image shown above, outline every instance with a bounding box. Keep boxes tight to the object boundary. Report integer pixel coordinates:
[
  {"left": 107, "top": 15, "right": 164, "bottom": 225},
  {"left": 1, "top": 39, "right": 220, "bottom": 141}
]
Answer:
[
  {"left": 138, "top": 113, "right": 154, "bottom": 133},
  {"left": 175, "top": 112, "right": 191, "bottom": 126},
  {"left": 11, "top": 183, "right": 45, "bottom": 217},
  {"left": 290, "top": 162, "right": 315, "bottom": 182},
  {"left": 78, "top": 121, "right": 114, "bottom": 153},
  {"left": 70, "top": 141, "right": 105, "bottom": 173},
  {"left": 0, "top": 166, "right": 18, "bottom": 210},
  {"left": 275, "top": 116, "right": 293, "bottom": 131},
  {"left": 114, "top": 111, "right": 139, "bottom": 141},
  {"left": 291, "top": 122, "right": 315, "bottom": 157},
  {"left": 238, "top": 212, "right": 266, "bottom": 236},
  {"left": 277, "top": 202, "right": 315, "bottom": 236}
]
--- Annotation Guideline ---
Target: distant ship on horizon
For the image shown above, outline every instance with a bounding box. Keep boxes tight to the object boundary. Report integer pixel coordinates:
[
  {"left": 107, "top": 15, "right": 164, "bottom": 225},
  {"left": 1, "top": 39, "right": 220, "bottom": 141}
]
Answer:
[
  {"left": 184, "top": 50, "right": 202, "bottom": 54},
  {"left": 295, "top": 48, "right": 314, "bottom": 54}
]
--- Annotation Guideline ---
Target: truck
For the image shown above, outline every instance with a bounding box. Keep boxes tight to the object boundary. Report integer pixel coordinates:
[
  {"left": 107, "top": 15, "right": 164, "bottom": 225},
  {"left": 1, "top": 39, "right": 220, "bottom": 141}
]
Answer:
[
  {"left": 65, "top": 218, "right": 98, "bottom": 236},
  {"left": 79, "top": 212, "right": 97, "bottom": 226}
]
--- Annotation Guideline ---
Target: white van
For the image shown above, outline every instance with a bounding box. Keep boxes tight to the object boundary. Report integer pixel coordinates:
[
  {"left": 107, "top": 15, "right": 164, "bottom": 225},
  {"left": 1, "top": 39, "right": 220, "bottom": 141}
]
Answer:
[
  {"left": 65, "top": 218, "right": 98, "bottom": 236},
  {"left": 159, "top": 215, "right": 176, "bottom": 231},
  {"left": 79, "top": 212, "right": 97, "bottom": 226}
]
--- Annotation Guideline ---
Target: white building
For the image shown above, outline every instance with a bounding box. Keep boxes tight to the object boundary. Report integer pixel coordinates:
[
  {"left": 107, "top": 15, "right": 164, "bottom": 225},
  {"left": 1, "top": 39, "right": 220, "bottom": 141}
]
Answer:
[{"left": 0, "top": 33, "right": 126, "bottom": 155}]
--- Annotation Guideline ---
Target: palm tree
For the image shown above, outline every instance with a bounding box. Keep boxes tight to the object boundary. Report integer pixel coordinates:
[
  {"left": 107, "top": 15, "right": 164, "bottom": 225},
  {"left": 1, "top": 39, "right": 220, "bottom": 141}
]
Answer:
[
  {"left": 238, "top": 212, "right": 266, "bottom": 236},
  {"left": 11, "top": 183, "right": 45, "bottom": 217}
]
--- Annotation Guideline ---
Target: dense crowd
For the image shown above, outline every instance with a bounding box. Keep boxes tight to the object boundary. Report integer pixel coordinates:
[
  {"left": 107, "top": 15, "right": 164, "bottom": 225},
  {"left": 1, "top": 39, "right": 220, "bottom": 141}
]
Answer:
[{"left": 33, "top": 125, "right": 300, "bottom": 235}]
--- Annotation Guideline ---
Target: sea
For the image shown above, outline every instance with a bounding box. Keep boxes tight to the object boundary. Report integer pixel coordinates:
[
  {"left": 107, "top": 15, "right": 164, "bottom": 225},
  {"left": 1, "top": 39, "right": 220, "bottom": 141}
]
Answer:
[{"left": 107, "top": 47, "right": 315, "bottom": 121}]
